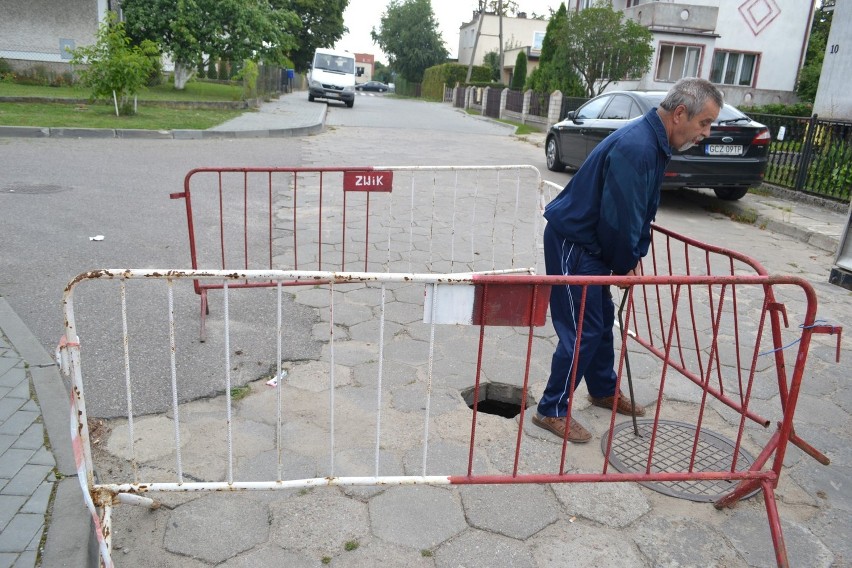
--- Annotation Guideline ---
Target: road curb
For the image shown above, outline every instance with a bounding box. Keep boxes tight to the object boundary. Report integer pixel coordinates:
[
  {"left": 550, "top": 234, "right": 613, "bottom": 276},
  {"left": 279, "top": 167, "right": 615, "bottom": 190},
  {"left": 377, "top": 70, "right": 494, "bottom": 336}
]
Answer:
[
  {"left": 0, "top": 298, "right": 97, "bottom": 568},
  {"left": 0, "top": 123, "right": 326, "bottom": 140}
]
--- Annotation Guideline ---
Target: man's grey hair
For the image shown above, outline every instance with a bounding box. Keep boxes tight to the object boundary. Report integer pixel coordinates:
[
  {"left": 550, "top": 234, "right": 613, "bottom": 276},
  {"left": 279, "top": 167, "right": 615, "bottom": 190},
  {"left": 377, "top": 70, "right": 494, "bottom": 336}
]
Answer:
[{"left": 659, "top": 77, "right": 724, "bottom": 118}]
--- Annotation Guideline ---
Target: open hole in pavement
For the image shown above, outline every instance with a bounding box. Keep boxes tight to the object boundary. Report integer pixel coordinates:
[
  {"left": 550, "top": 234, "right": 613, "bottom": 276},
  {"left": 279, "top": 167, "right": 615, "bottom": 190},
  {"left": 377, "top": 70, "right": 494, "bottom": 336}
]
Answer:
[{"left": 460, "top": 382, "right": 534, "bottom": 419}]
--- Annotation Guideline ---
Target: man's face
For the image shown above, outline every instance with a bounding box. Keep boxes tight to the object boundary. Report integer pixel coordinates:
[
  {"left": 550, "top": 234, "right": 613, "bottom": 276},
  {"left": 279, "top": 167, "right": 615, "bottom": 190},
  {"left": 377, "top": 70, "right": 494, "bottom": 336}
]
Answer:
[{"left": 671, "top": 100, "right": 720, "bottom": 152}]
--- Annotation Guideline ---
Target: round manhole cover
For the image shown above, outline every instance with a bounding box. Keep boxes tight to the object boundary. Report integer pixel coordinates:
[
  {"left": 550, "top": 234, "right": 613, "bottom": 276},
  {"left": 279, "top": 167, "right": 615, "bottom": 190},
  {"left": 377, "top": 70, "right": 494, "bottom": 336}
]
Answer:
[
  {"left": 604, "top": 419, "right": 758, "bottom": 503},
  {"left": 4, "top": 183, "right": 67, "bottom": 194}
]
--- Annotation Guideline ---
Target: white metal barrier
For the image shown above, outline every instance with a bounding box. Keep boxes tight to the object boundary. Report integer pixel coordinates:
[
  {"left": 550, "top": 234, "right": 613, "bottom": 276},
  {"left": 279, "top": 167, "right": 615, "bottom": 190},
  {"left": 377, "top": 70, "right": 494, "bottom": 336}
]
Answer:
[{"left": 58, "top": 262, "right": 837, "bottom": 567}]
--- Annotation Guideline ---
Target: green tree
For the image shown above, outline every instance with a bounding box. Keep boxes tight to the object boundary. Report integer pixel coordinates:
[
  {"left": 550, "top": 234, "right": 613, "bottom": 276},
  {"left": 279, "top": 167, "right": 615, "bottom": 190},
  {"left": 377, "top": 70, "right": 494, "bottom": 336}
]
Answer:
[
  {"left": 797, "top": 5, "right": 833, "bottom": 102},
  {"left": 274, "top": 0, "right": 349, "bottom": 72},
  {"left": 556, "top": 2, "right": 653, "bottom": 97},
  {"left": 373, "top": 61, "right": 394, "bottom": 83},
  {"left": 122, "top": 0, "right": 299, "bottom": 89},
  {"left": 525, "top": 3, "right": 583, "bottom": 96},
  {"left": 371, "top": 0, "right": 449, "bottom": 82},
  {"left": 511, "top": 50, "right": 527, "bottom": 90},
  {"left": 483, "top": 50, "right": 501, "bottom": 82},
  {"left": 69, "top": 12, "right": 159, "bottom": 115},
  {"left": 481, "top": 0, "right": 520, "bottom": 15}
]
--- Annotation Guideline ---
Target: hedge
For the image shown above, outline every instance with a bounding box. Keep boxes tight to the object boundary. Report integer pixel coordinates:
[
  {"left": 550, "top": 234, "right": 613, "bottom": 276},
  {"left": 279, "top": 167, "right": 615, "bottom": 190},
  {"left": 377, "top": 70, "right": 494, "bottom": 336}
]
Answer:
[{"left": 421, "top": 63, "right": 494, "bottom": 100}]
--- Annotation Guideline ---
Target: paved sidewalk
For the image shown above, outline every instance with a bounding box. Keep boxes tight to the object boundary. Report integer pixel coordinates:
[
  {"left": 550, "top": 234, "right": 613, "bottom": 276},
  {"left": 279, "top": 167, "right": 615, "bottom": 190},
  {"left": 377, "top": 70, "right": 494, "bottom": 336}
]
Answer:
[
  {"left": 1, "top": 94, "right": 850, "bottom": 567},
  {"left": 0, "top": 298, "right": 93, "bottom": 568}
]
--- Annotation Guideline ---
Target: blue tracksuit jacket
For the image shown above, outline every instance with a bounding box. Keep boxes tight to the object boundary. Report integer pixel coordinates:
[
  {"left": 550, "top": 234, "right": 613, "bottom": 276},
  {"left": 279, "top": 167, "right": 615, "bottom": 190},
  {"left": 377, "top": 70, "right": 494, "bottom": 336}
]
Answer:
[
  {"left": 543, "top": 108, "right": 671, "bottom": 274},
  {"left": 537, "top": 108, "right": 671, "bottom": 418}
]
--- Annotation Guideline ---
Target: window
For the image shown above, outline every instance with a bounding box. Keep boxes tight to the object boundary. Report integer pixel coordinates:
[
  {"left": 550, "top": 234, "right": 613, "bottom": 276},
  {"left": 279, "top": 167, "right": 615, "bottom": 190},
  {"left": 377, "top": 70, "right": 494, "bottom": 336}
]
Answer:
[
  {"left": 575, "top": 95, "right": 611, "bottom": 120},
  {"left": 655, "top": 44, "right": 701, "bottom": 82},
  {"left": 710, "top": 51, "right": 758, "bottom": 86},
  {"left": 600, "top": 95, "right": 640, "bottom": 120}
]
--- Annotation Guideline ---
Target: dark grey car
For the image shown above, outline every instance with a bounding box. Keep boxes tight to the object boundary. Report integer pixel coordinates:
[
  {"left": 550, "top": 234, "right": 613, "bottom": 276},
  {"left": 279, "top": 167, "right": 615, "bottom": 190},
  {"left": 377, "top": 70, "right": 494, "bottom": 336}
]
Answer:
[
  {"left": 545, "top": 90, "right": 771, "bottom": 200},
  {"left": 356, "top": 81, "right": 389, "bottom": 92}
]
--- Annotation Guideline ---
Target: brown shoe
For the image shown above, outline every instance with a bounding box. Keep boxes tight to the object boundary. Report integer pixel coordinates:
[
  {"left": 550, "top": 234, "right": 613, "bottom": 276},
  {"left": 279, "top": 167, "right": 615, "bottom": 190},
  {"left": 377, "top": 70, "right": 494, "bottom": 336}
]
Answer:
[
  {"left": 532, "top": 413, "right": 592, "bottom": 443},
  {"left": 589, "top": 390, "right": 646, "bottom": 416}
]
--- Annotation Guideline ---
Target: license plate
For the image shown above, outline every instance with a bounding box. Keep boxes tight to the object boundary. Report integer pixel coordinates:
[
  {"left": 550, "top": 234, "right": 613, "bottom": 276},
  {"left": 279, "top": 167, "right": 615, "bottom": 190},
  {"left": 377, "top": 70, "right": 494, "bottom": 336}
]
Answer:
[{"left": 706, "top": 144, "right": 743, "bottom": 156}]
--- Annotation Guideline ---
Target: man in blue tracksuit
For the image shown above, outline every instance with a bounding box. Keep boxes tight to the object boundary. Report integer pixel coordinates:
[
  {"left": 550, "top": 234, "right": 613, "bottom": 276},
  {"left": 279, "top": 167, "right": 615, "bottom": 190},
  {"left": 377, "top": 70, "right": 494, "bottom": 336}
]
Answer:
[{"left": 533, "top": 78, "right": 724, "bottom": 442}]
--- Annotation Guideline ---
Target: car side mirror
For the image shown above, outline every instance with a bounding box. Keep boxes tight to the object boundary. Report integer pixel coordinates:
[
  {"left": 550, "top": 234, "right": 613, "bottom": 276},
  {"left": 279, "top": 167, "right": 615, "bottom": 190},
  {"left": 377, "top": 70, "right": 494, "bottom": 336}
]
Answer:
[{"left": 567, "top": 111, "right": 577, "bottom": 122}]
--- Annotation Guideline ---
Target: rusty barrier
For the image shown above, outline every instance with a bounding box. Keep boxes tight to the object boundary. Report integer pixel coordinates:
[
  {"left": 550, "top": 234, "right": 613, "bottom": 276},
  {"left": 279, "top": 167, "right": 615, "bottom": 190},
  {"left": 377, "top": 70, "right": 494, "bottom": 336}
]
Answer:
[
  {"left": 170, "top": 165, "right": 547, "bottom": 341},
  {"left": 59, "top": 225, "right": 841, "bottom": 567}
]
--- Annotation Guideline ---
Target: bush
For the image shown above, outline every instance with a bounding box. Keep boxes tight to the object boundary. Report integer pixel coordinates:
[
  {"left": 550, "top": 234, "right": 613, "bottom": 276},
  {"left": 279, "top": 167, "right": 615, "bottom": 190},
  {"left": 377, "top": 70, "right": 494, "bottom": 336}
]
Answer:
[
  {"left": 421, "top": 63, "right": 493, "bottom": 100},
  {"left": 0, "top": 58, "right": 12, "bottom": 75},
  {"left": 68, "top": 12, "right": 160, "bottom": 115},
  {"left": 511, "top": 52, "right": 527, "bottom": 90},
  {"left": 739, "top": 102, "right": 813, "bottom": 117}
]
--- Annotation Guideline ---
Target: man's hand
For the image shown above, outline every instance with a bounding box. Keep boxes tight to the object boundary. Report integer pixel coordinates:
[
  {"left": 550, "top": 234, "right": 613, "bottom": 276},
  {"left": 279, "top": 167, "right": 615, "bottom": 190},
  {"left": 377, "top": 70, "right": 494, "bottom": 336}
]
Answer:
[{"left": 619, "top": 262, "right": 641, "bottom": 289}]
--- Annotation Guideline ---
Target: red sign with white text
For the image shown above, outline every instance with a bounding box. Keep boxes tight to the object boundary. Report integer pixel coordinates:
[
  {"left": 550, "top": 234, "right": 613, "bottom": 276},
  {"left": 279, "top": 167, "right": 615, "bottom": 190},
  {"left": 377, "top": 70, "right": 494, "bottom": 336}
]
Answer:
[{"left": 343, "top": 170, "right": 393, "bottom": 192}]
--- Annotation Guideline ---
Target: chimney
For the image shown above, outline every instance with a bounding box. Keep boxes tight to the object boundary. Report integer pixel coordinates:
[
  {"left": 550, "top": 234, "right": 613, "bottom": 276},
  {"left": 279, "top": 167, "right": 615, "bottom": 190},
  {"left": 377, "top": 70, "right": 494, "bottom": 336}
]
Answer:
[{"left": 518, "top": 12, "right": 527, "bottom": 18}]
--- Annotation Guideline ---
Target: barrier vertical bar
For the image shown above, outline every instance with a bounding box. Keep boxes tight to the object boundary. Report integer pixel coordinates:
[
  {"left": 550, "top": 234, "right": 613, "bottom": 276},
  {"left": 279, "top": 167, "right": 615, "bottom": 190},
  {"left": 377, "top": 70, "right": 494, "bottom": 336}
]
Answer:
[
  {"left": 329, "top": 280, "right": 335, "bottom": 476},
  {"left": 119, "top": 280, "right": 137, "bottom": 482},
  {"left": 423, "top": 282, "right": 438, "bottom": 475},
  {"left": 276, "top": 281, "right": 284, "bottom": 481},
  {"left": 223, "top": 280, "right": 234, "bottom": 484},
  {"left": 375, "top": 284, "right": 386, "bottom": 477},
  {"left": 167, "top": 279, "right": 183, "bottom": 482}
]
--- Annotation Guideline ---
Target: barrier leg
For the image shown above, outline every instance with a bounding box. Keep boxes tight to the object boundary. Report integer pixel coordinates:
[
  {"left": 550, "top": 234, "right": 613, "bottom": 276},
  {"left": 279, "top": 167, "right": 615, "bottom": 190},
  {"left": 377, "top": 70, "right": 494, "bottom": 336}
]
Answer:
[
  {"left": 199, "top": 289, "right": 208, "bottom": 343},
  {"left": 100, "top": 503, "right": 113, "bottom": 568},
  {"left": 118, "top": 493, "right": 160, "bottom": 509},
  {"left": 789, "top": 428, "right": 831, "bottom": 465},
  {"left": 761, "top": 479, "right": 790, "bottom": 568}
]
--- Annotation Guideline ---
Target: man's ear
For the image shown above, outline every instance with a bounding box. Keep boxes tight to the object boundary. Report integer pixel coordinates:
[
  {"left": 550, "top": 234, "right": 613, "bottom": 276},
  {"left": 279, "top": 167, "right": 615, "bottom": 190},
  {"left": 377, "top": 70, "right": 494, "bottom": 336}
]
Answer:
[{"left": 672, "top": 104, "right": 688, "bottom": 124}]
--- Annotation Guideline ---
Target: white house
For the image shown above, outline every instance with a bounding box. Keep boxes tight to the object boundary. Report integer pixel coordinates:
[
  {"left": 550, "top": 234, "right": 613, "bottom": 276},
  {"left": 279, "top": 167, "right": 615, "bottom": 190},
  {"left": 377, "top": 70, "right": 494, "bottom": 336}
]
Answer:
[
  {"left": 458, "top": 0, "right": 818, "bottom": 107},
  {"left": 458, "top": 11, "right": 548, "bottom": 85},
  {"left": 0, "top": 0, "right": 109, "bottom": 71}
]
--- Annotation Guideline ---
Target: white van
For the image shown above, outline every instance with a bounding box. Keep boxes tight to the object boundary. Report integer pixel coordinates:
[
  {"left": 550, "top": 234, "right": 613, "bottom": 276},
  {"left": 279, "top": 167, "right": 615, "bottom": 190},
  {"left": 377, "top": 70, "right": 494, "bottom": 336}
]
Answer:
[{"left": 308, "top": 48, "right": 359, "bottom": 108}]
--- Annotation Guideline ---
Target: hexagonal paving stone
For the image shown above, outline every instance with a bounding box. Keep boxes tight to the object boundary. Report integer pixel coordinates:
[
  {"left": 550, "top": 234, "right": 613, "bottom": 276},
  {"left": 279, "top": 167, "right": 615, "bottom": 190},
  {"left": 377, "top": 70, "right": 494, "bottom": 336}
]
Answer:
[
  {"left": 551, "top": 481, "right": 650, "bottom": 528},
  {"left": 434, "top": 529, "right": 536, "bottom": 568},
  {"left": 369, "top": 485, "right": 467, "bottom": 549},
  {"left": 270, "top": 488, "right": 371, "bottom": 555},
  {"left": 527, "top": 521, "right": 646, "bottom": 568},
  {"left": 164, "top": 494, "right": 270, "bottom": 564},
  {"left": 459, "top": 484, "right": 559, "bottom": 539}
]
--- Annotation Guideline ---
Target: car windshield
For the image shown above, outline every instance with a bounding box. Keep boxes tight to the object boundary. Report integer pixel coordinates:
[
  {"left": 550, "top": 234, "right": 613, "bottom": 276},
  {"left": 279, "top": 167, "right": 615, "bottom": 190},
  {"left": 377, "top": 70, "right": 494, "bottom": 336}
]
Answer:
[
  {"left": 314, "top": 54, "right": 354, "bottom": 74},
  {"left": 642, "top": 93, "right": 747, "bottom": 123}
]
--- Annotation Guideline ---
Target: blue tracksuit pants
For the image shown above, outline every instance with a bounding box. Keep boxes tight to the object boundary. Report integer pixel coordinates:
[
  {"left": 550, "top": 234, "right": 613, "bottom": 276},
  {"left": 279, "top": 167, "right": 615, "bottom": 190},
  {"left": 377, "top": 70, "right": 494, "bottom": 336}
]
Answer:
[{"left": 537, "top": 223, "right": 618, "bottom": 418}]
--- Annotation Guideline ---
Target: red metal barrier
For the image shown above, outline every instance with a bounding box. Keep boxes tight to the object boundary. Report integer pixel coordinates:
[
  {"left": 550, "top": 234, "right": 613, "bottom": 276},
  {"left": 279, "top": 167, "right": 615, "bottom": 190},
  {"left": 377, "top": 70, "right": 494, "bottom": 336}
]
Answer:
[{"left": 171, "top": 165, "right": 545, "bottom": 340}]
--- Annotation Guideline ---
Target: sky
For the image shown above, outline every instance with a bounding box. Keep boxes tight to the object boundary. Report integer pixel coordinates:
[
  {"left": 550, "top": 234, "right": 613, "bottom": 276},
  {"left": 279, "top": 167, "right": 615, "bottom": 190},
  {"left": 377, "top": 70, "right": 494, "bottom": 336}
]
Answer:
[{"left": 334, "top": 0, "right": 561, "bottom": 64}]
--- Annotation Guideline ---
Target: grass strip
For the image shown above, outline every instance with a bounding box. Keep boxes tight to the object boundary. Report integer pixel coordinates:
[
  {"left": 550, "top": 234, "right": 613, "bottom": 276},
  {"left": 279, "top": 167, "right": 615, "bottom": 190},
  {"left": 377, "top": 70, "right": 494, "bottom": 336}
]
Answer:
[{"left": 0, "top": 101, "right": 245, "bottom": 130}]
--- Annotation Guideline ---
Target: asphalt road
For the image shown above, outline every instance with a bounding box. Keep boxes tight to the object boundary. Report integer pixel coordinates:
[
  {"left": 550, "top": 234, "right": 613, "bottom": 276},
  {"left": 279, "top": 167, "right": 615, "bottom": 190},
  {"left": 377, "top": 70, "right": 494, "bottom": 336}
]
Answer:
[
  {"left": 0, "top": 95, "right": 842, "bottom": 418},
  {"left": 0, "top": 97, "right": 565, "bottom": 417}
]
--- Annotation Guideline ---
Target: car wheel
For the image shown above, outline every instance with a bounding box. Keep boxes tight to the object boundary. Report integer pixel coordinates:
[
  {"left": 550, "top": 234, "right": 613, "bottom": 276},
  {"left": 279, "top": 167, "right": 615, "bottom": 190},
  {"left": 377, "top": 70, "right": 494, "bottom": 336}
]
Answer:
[
  {"left": 346, "top": 100, "right": 354, "bottom": 108},
  {"left": 546, "top": 137, "right": 565, "bottom": 172},
  {"left": 308, "top": 94, "right": 315, "bottom": 102},
  {"left": 713, "top": 187, "right": 749, "bottom": 201}
]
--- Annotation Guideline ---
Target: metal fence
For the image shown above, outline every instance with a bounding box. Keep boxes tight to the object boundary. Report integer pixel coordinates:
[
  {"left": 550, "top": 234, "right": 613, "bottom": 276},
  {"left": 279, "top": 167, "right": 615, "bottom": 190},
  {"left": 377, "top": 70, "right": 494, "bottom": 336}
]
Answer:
[
  {"left": 485, "top": 87, "right": 501, "bottom": 118},
  {"left": 59, "top": 221, "right": 840, "bottom": 566},
  {"left": 527, "top": 91, "right": 549, "bottom": 118},
  {"left": 748, "top": 112, "right": 852, "bottom": 202},
  {"left": 505, "top": 89, "right": 523, "bottom": 113},
  {"left": 559, "top": 96, "right": 590, "bottom": 121},
  {"left": 170, "top": 165, "right": 547, "bottom": 340}
]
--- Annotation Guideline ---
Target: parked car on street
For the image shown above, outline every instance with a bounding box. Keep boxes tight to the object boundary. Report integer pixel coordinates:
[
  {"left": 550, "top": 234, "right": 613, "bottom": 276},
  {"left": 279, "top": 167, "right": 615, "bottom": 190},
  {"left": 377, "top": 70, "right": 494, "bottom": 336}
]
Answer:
[
  {"left": 356, "top": 81, "right": 390, "bottom": 92},
  {"left": 545, "top": 91, "right": 771, "bottom": 200}
]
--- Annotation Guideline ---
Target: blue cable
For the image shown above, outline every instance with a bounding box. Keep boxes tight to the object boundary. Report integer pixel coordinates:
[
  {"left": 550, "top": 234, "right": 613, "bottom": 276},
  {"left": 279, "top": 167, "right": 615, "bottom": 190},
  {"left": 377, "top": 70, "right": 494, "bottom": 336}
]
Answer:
[{"left": 758, "top": 319, "right": 828, "bottom": 356}]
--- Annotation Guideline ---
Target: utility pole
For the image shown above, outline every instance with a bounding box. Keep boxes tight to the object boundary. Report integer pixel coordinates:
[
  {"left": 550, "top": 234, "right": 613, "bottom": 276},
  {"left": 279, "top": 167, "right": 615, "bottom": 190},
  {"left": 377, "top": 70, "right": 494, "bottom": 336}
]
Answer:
[
  {"left": 465, "top": 1, "right": 486, "bottom": 83},
  {"left": 498, "top": 0, "right": 504, "bottom": 84}
]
